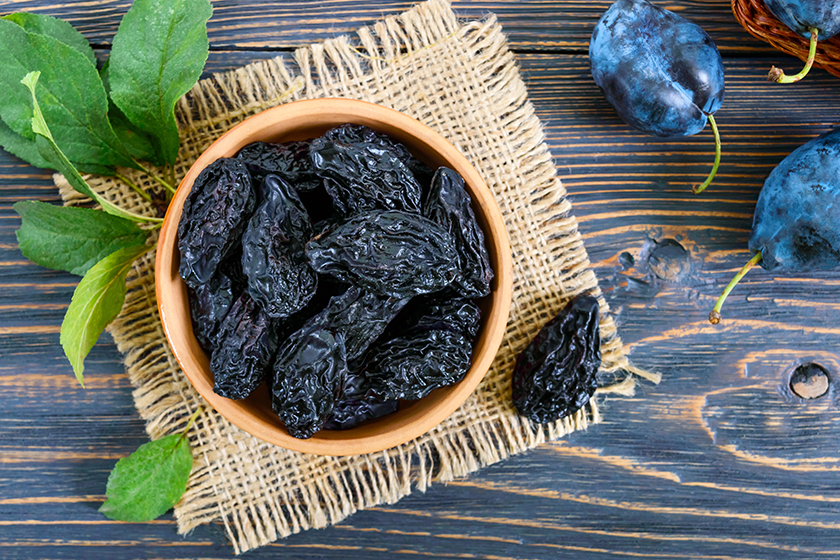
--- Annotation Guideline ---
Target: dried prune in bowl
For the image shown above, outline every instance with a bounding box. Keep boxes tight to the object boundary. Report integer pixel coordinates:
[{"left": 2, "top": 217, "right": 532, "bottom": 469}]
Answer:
[
  {"left": 241, "top": 174, "right": 317, "bottom": 318},
  {"left": 236, "top": 140, "right": 321, "bottom": 191},
  {"left": 309, "top": 124, "right": 423, "bottom": 216},
  {"left": 211, "top": 292, "right": 276, "bottom": 400},
  {"left": 423, "top": 167, "right": 494, "bottom": 298},
  {"left": 177, "top": 158, "right": 255, "bottom": 287},
  {"left": 271, "top": 324, "right": 347, "bottom": 439},
  {"left": 305, "top": 210, "right": 460, "bottom": 298}
]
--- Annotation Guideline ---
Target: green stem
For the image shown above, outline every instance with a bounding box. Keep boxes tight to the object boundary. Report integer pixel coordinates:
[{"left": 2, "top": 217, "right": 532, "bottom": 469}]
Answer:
[
  {"left": 168, "top": 165, "right": 177, "bottom": 191},
  {"left": 768, "top": 27, "right": 819, "bottom": 83},
  {"left": 101, "top": 199, "right": 163, "bottom": 223},
  {"left": 179, "top": 407, "right": 203, "bottom": 441},
  {"left": 709, "top": 252, "right": 762, "bottom": 324},
  {"left": 114, "top": 172, "right": 152, "bottom": 203},
  {"left": 692, "top": 114, "right": 721, "bottom": 195},
  {"left": 132, "top": 158, "right": 176, "bottom": 195}
]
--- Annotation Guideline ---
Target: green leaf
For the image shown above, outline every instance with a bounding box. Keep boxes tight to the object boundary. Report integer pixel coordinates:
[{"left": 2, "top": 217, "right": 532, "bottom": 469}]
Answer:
[
  {"left": 0, "top": 116, "right": 51, "bottom": 169},
  {"left": 3, "top": 12, "right": 96, "bottom": 66},
  {"left": 21, "top": 71, "right": 162, "bottom": 224},
  {"left": 109, "top": 0, "right": 212, "bottom": 165},
  {"left": 0, "top": 19, "right": 135, "bottom": 172},
  {"left": 99, "top": 433, "right": 193, "bottom": 522},
  {"left": 60, "top": 243, "right": 150, "bottom": 386},
  {"left": 14, "top": 201, "right": 148, "bottom": 276},
  {"left": 100, "top": 61, "right": 159, "bottom": 165}
]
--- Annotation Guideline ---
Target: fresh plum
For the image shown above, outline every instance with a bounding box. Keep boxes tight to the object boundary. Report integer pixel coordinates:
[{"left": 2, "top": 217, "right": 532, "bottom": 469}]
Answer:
[
  {"left": 710, "top": 127, "right": 840, "bottom": 323},
  {"left": 589, "top": 0, "right": 725, "bottom": 194}
]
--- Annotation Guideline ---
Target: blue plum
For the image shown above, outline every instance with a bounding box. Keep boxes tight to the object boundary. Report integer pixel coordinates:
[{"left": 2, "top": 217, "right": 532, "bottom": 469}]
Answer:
[
  {"left": 765, "top": 1, "right": 840, "bottom": 83},
  {"left": 710, "top": 127, "right": 840, "bottom": 323},
  {"left": 589, "top": 0, "right": 725, "bottom": 193}
]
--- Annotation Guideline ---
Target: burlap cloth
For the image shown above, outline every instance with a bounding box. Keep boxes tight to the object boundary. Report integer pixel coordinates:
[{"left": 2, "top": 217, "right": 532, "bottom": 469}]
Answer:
[{"left": 57, "top": 0, "right": 657, "bottom": 553}]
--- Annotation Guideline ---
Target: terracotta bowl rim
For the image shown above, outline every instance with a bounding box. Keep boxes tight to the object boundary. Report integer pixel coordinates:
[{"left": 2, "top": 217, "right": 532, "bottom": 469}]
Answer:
[{"left": 155, "top": 98, "right": 513, "bottom": 456}]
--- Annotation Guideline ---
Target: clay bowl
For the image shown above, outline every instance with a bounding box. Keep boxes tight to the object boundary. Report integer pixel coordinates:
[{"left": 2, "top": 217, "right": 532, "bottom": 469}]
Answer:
[{"left": 156, "top": 98, "right": 512, "bottom": 456}]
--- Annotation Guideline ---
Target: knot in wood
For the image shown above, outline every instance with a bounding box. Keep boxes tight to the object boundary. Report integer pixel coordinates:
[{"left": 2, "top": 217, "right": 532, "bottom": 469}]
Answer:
[{"left": 789, "top": 363, "right": 830, "bottom": 400}]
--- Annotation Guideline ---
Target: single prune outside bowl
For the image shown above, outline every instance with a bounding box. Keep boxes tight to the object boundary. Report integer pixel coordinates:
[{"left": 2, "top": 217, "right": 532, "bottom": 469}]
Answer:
[{"left": 156, "top": 98, "right": 513, "bottom": 456}]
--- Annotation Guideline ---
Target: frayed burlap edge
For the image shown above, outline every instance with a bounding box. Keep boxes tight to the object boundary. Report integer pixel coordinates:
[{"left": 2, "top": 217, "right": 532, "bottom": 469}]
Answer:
[{"left": 57, "top": 0, "right": 658, "bottom": 554}]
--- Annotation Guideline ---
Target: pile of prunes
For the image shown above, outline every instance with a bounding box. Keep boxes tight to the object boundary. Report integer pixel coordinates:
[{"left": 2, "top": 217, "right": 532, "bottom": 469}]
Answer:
[{"left": 178, "top": 124, "right": 493, "bottom": 439}]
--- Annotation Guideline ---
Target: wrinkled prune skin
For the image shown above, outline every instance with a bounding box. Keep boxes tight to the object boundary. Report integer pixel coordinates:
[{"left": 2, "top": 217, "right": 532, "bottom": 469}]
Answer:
[
  {"left": 189, "top": 268, "right": 238, "bottom": 351},
  {"left": 314, "top": 286, "right": 409, "bottom": 362},
  {"left": 274, "top": 275, "right": 350, "bottom": 342},
  {"left": 211, "top": 292, "right": 276, "bottom": 400},
  {"left": 242, "top": 175, "right": 317, "bottom": 318},
  {"left": 341, "top": 369, "right": 369, "bottom": 400},
  {"left": 271, "top": 324, "right": 347, "bottom": 439},
  {"left": 397, "top": 295, "right": 482, "bottom": 340},
  {"left": 512, "top": 295, "right": 601, "bottom": 423},
  {"left": 423, "top": 167, "right": 493, "bottom": 298},
  {"left": 324, "top": 397, "right": 399, "bottom": 430},
  {"left": 365, "top": 329, "right": 473, "bottom": 400},
  {"left": 309, "top": 124, "right": 423, "bottom": 216},
  {"left": 306, "top": 210, "right": 460, "bottom": 297},
  {"left": 749, "top": 127, "right": 840, "bottom": 272},
  {"left": 178, "top": 158, "right": 255, "bottom": 287},
  {"left": 236, "top": 140, "right": 321, "bottom": 191}
]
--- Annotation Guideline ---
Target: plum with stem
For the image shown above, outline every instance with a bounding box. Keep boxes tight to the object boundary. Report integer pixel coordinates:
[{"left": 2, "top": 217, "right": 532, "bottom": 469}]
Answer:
[
  {"left": 710, "top": 127, "right": 840, "bottom": 323},
  {"left": 589, "top": 0, "right": 725, "bottom": 194}
]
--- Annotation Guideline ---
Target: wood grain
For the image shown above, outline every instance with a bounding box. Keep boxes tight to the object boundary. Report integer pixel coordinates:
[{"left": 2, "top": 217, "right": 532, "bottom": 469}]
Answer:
[
  {"left": 0, "top": 0, "right": 773, "bottom": 54},
  {"left": 2, "top": 1, "right": 840, "bottom": 558}
]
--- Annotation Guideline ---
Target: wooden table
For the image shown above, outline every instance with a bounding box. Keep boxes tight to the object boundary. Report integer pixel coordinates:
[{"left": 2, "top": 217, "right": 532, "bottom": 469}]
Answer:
[{"left": 2, "top": 1, "right": 839, "bottom": 558}]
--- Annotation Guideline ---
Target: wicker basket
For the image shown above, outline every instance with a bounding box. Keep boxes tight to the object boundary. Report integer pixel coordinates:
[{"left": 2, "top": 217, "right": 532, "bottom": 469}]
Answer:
[{"left": 732, "top": 0, "right": 840, "bottom": 79}]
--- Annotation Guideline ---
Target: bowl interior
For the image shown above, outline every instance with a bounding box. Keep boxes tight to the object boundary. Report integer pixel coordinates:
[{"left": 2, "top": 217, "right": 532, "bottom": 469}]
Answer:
[{"left": 156, "top": 99, "right": 512, "bottom": 456}]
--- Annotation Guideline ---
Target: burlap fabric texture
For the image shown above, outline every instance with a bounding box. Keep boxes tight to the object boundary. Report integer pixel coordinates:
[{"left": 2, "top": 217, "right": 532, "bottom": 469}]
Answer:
[{"left": 57, "top": 0, "right": 657, "bottom": 553}]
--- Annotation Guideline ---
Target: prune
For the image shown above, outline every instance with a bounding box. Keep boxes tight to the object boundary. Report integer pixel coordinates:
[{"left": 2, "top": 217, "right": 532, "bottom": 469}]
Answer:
[
  {"left": 512, "top": 295, "right": 601, "bottom": 423},
  {"left": 423, "top": 168, "right": 493, "bottom": 298},
  {"left": 765, "top": 1, "right": 840, "bottom": 82},
  {"left": 241, "top": 174, "right": 317, "bottom": 318},
  {"left": 329, "top": 124, "right": 434, "bottom": 189},
  {"left": 211, "top": 292, "right": 276, "bottom": 400},
  {"left": 341, "top": 369, "right": 369, "bottom": 400},
  {"left": 396, "top": 296, "right": 481, "bottom": 340},
  {"left": 314, "top": 286, "right": 409, "bottom": 362},
  {"left": 711, "top": 127, "right": 840, "bottom": 323},
  {"left": 271, "top": 324, "right": 347, "bottom": 439},
  {"left": 309, "top": 124, "right": 423, "bottom": 215},
  {"left": 305, "top": 210, "right": 459, "bottom": 297},
  {"left": 236, "top": 140, "right": 321, "bottom": 191},
  {"left": 188, "top": 268, "right": 238, "bottom": 351},
  {"left": 324, "top": 397, "right": 399, "bottom": 430},
  {"left": 365, "top": 329, "right": 473, "bottom": 400},
  {"left": 178, "top": 158, "right": 255, "bottom": 287}
]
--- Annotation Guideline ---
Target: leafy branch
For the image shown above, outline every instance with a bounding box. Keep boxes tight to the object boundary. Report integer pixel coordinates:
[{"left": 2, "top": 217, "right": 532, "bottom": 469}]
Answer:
[{"left": 1, "top": 1, "right": 212, "bottom": 523}]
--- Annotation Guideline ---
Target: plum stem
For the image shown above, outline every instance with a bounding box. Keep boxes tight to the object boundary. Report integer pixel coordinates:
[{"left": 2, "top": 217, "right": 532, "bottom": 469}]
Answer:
[
  {"left": 709, "top": 252, "right": 762, "bottom": 324},
  {"left": 769, "top": 27, "right": 819, "bottom": 83},
  {"left": 692, "top": 114, "right": 720, "bottom": 195}
]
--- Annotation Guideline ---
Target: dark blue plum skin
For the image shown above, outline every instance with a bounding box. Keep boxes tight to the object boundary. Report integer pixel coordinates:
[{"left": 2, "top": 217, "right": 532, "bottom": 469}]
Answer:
[
  {"left": 765, "top": 1, "right": 840, "bottom": 40},
  {"left": 589, "top": 0, "right": 724, "bottom": 137},
  {"left": 749, "top": 128, "right": 840, "bottom": 272}
]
